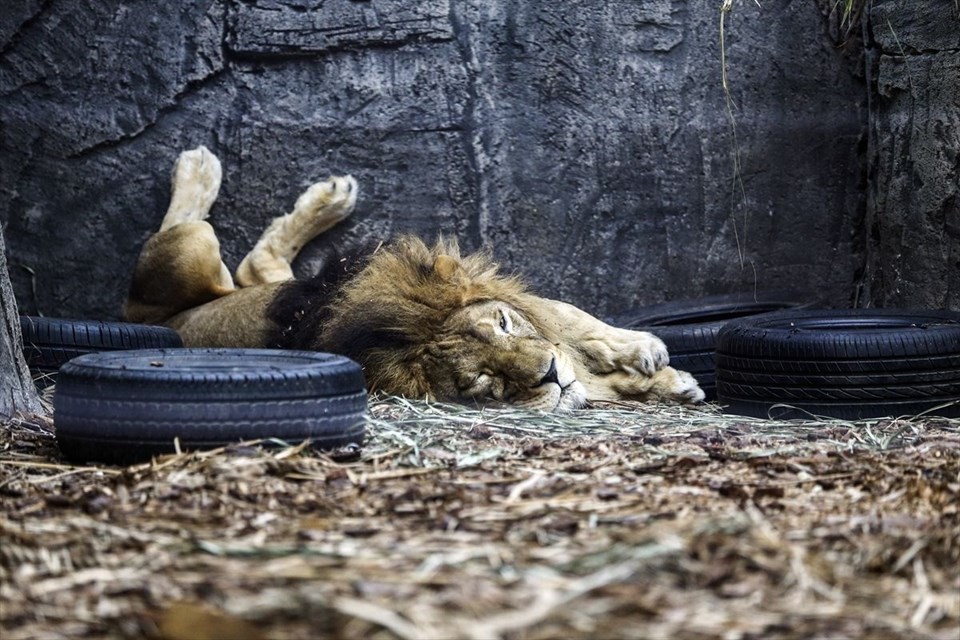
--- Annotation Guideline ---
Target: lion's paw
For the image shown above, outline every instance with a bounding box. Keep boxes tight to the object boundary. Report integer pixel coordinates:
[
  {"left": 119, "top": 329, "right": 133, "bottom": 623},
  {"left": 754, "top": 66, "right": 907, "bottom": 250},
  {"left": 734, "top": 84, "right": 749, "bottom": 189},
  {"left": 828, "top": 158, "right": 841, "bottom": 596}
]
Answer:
[
  {"left": 170, "top": 146, "right": 222, "bottom": 217},
  {"left": 292, "top": 175, "right": 358, "bottom": 228},
  {"left": 606, "top": 366, "right": 704, "bottom": 405},
  {"left": 670, "top": 369, "right": 705, "bottom": 404},
  {"left": 621, "top": 333, "right": 670, "bottom": 376},
  {"left": 582, "top": 330, "right": 669, "bottom": 377}
]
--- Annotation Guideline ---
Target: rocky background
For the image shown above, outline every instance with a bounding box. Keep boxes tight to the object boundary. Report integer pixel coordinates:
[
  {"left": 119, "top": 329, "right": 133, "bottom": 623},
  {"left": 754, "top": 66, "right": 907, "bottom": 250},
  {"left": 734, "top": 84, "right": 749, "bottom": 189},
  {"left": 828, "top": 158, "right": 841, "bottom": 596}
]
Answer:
[
  {"left": 0, "top": 0, "right": 953, "bottom": 321},
  {"left": 861, "top": 0, "right": 960, "bottom": 310}
]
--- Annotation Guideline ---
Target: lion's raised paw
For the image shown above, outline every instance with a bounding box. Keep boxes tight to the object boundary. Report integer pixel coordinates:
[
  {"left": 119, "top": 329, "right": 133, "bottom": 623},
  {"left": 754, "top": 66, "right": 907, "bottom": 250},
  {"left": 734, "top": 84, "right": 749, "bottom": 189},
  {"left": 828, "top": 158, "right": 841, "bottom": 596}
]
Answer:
[
  {"left": 292, "top": 175, "right": 358, "bottom": 228},
  {"left": 161, "top": 146, "right": 223, "bottom": 230}
]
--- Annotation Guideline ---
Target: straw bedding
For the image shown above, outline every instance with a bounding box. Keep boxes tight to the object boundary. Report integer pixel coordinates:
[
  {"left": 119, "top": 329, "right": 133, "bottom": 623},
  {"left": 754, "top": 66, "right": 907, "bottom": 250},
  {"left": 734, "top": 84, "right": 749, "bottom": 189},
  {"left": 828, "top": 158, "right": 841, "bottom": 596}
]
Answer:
[{"left": 1, "top": 396, "right": 958, "bottom": 639}]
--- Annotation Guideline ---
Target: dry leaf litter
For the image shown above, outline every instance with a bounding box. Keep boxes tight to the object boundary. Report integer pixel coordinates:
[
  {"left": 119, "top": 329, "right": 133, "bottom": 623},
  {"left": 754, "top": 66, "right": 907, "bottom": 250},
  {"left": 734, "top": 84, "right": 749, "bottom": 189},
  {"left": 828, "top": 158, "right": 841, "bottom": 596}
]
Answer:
[{"left": 1, "top": 395, "right": 958, "bottom": 639}]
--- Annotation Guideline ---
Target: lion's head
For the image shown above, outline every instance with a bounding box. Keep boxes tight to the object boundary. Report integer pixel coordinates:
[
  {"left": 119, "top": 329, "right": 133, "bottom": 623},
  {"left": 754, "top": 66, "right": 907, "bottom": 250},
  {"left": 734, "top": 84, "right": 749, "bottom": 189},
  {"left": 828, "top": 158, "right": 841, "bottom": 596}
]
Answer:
[
  {"left": 269, "top": 236, "right": 587, "bottom": 411},
  {"left": 413, "top": 299, "right": 587, "bottom": 411}
]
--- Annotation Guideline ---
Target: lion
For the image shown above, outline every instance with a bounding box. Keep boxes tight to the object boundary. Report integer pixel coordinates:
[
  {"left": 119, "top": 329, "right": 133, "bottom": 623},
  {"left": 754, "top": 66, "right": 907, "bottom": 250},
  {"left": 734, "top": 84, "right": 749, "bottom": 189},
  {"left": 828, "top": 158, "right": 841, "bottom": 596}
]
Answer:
[{"left": 124, "top": 146, "right": 704, "bottom": 412}]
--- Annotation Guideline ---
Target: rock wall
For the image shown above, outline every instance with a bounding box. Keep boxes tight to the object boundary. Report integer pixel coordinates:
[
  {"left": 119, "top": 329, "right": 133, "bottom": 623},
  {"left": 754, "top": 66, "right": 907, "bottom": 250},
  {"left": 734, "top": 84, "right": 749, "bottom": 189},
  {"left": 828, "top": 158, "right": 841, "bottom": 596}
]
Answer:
[
  {"left": 0, "top": 1, "right": 865, "bottom": 321},
  {"left": 862, "top": 0, "right": 960, "bottom": 309}
]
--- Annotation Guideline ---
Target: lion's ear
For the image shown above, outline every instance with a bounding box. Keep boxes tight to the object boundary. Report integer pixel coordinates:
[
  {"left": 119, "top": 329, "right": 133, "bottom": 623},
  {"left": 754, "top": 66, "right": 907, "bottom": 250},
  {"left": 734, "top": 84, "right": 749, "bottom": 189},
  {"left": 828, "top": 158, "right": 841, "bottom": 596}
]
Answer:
[{"left": 433, "top": 255, "right": 461, "bottom": 281}]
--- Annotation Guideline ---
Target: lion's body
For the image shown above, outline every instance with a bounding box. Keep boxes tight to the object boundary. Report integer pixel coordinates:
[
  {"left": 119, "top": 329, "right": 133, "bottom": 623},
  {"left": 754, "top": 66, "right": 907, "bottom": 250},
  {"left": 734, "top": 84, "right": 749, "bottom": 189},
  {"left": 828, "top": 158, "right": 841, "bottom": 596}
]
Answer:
[{"left": 125, "top": 147, "right": 704, "bottom": 412}]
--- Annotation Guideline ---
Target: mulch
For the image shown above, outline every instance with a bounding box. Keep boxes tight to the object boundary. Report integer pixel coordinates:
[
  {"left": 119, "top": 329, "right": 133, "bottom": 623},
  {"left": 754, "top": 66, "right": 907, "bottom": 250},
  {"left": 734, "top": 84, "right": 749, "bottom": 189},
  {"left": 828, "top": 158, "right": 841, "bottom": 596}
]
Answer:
[{"left": 1, "top": 397, "right": 958, "bottom": 639}]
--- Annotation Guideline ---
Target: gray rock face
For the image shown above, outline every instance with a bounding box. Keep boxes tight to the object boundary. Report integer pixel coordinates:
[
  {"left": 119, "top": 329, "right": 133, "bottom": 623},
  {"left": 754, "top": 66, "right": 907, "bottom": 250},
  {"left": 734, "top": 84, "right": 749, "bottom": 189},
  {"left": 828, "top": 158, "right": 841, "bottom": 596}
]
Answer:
[
  {"left": 863, "top": 0, "right": 960, "bottom": 309},
  {"left": 1, "top": 1, "right": 865, "bottom": 321}
]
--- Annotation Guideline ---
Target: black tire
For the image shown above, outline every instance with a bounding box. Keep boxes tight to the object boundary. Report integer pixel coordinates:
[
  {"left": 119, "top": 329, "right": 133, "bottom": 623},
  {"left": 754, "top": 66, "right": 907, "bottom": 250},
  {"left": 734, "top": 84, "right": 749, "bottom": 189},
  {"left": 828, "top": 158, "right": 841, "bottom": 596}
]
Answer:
[
  {"left": 611, "top": 292, "right": 813, "bottom": 401},
  {"left": 715, "top": 309, "right": 960, "bottom": 420},
  {"left": 53, "top": 348, "right": 368, "bottom": 464},
  {"left": 20, "top": 316, "right": 183, "bottom": 387}
]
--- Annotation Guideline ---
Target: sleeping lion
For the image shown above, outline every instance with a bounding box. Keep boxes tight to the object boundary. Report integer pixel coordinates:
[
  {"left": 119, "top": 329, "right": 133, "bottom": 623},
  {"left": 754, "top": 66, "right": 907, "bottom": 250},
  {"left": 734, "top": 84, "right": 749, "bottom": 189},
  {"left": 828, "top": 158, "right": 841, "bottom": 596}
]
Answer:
[{"left": 124, "top": 147, "right": 704, "bottom": 412}]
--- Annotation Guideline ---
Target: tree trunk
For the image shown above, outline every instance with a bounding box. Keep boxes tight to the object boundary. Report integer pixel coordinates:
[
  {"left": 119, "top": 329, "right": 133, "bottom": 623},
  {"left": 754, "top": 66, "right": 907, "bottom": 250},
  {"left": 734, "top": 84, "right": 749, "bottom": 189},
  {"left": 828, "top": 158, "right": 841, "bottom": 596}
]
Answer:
[{"left": 0, "top": 225, "right": 42, "bottom": 417}]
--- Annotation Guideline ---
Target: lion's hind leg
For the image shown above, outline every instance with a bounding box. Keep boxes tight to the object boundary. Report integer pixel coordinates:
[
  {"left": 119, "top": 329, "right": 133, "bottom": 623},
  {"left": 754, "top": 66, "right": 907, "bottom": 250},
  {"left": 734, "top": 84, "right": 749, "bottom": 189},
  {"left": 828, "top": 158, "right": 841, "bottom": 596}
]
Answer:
[
  {"left": 124, "top": 147, "right": 234, "bottom": 325},
  {"left": 159, "top": 146, "right": 224, "bottom": 231},
  {"left": 235, "top": 175, "right": 358, "bottom": 287}
]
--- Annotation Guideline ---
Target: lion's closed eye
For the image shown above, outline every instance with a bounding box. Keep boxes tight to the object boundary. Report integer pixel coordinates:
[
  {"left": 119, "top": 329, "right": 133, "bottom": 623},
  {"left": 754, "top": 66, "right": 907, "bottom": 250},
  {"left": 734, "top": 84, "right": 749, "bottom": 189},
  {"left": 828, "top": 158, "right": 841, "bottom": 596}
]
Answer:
[{"left": 498, "top": 308, "right": 512, "bottom": 334}]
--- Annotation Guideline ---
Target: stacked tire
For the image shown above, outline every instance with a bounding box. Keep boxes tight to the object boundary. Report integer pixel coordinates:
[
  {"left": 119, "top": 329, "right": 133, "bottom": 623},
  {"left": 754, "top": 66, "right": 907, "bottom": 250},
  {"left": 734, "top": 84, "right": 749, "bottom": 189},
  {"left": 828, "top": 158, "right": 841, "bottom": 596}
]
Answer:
[
  {"left": 20, "top": 316, "right": 183, "bottom": 387},
  {"left": 715, "top": 309, "right": 960, "bottom": 420}
]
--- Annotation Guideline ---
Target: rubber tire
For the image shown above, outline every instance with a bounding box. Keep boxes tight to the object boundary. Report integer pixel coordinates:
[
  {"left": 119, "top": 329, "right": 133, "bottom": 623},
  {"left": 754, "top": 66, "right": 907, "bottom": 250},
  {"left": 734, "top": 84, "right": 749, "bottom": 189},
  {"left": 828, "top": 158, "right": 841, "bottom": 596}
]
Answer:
[
  {"left": 715, "top": 309, "right": 960, "bottom": 420},
  {"left": 611, "top": 292, "right": 812, "bottom": 401},
  {"left": 20, "top": 316, "right": 183, "bottom": 387},
  {"left": 54, "top": 348, "right": 368, "bottom": 464}
]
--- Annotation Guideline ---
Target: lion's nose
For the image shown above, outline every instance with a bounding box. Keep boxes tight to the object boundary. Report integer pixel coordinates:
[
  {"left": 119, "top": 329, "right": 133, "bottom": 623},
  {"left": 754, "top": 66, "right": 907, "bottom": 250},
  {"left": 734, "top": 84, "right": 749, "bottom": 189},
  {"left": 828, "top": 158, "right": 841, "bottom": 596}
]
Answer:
[{"left": 538, "top": 357, "right": 559, "bottom": 386}]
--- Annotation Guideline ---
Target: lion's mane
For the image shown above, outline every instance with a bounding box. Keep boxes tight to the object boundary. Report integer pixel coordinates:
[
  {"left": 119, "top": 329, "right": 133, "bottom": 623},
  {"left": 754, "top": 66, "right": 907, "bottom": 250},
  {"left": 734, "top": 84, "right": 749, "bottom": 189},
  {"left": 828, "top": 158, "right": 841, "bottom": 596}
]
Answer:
[{"left": 267, "top": 236, "right": 531, "bottom": 396}]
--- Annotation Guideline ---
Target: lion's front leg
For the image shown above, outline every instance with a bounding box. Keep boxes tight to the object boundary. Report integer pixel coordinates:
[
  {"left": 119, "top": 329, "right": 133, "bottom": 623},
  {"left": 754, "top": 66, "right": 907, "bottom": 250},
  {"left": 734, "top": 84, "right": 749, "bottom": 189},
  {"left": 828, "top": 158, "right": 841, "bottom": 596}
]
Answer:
[{"left": 523, "top": 298, "right": 669, "bottom": 376}]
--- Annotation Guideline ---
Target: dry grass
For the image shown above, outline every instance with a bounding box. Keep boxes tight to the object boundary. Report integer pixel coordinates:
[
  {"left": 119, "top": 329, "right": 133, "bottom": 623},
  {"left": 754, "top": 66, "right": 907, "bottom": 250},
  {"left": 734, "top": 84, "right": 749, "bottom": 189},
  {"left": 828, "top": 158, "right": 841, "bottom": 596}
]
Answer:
[{"left": 2, "top": 395, "right": 958, "bottom": 639}]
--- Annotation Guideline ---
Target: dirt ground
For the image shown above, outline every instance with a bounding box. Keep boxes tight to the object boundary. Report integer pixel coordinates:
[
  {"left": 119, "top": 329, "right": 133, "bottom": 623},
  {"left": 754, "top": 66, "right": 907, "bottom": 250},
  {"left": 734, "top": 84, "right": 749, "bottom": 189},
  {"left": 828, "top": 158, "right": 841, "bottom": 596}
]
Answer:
[{"left": 1, "top": 397, "right": 958, "bottom": 639}]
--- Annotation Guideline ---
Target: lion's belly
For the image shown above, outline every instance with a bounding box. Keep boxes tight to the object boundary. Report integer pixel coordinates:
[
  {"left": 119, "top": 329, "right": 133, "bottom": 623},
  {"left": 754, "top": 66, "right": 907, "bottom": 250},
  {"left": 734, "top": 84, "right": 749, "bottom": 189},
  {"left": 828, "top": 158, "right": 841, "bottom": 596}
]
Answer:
[{"left": 167, "top": 283, "right": 283, "bottom": 348}]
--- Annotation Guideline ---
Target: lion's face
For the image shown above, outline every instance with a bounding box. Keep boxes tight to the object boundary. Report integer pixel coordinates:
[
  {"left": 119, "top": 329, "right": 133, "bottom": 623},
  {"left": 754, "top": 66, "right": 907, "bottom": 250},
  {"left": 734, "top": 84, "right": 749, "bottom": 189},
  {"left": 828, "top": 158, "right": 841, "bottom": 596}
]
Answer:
[{"left": 422, "top": 300, "right": 587, "bottom": 411}]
